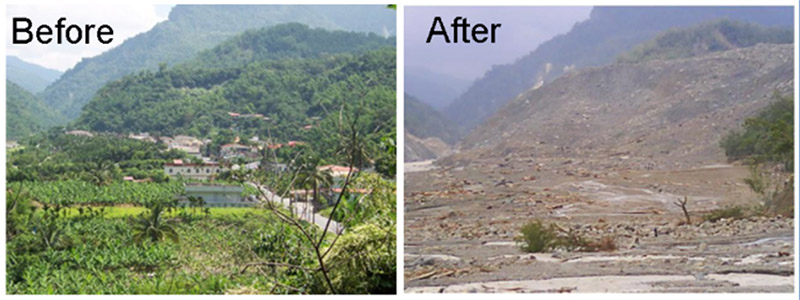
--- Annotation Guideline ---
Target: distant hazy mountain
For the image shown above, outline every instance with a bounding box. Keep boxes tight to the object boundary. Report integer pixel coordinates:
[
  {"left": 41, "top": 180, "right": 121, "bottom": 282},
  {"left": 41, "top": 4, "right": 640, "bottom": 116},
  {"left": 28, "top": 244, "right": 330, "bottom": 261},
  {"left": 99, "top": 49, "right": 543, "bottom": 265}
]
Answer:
[
  {"left": 404, "top": 94, "right": 461, "bottom": 145},
  {"left": 405, "top": 66, "right": 472, "bottom": 110},
  {"left": 443, "top": 6, "right": 793, "bottom": 137},
  {"left": 41, "top": 5, "right": 396, "bottom": 120},
  {"left": 6, "top": 56, "right": 62, "bottom": 93},
  {"left": 7, "top": 80, "right": 65, "bottom": 141},
  {"left": 619, "top": 19, "right": 792, "bottom": 63}
]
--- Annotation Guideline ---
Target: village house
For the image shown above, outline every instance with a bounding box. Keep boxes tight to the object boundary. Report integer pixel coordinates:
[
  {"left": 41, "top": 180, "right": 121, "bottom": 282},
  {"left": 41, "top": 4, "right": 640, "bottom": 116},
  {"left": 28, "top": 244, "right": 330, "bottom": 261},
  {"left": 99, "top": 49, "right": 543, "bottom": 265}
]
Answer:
[
  {"left": 183, "top": 183, "right": 254, "bottom": 207},
  {"left": 161, "top": 135, "right": 205, "bottom": 158},
  {"left": 164, "top": 159, "right": 222, "bottom": 180},
  {"left": 221, "top": 143, "right": 257, "bottom": 160},
  {"left": 128, "top": 132, "right": 156, "bottom": 143},
  {"left": 318, "top": 165, "right": 359, "bottom": 178},
  {"left": 66, "top": 130, "right": 94, "bottom": 137}
]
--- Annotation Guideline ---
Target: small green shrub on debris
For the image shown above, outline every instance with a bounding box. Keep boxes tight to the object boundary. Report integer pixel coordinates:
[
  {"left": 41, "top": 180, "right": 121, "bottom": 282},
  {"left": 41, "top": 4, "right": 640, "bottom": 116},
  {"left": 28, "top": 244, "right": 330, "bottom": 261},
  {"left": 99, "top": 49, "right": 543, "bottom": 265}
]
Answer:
[
  {"left": 703, "top": 206, "right": 745, "bottom": 223},
  {"left": 515, "top": 220, "right": 558, "bottom": 253},
  {"left": 516, "top": 220, "right": 616, "bottom": 253}
]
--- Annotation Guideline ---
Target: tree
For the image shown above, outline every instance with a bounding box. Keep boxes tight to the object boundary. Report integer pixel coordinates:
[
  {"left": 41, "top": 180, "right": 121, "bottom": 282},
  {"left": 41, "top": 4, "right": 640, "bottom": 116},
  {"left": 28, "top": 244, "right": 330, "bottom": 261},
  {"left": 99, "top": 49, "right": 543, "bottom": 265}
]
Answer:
[
  {"left": 131, "top": 203, "right": 179, "bottom": 245},
  {"left": 298, "top": 162, "right": 334, "bottom": 207}
]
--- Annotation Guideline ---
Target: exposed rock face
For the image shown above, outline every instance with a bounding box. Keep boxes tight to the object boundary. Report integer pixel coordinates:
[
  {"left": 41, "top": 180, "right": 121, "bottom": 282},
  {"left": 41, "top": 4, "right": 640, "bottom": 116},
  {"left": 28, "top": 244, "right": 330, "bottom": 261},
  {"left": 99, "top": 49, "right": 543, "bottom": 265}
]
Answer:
[
  {"left": 405, "top": 132, "right": 451, "bottom": 162},
  {"left": 455, "top": 44, "right": 793, "bottom": 170}
]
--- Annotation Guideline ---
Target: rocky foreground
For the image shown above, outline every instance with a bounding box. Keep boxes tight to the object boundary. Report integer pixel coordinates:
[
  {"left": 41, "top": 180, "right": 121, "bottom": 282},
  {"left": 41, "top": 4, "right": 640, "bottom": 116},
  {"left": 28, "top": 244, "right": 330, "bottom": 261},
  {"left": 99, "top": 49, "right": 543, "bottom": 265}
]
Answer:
[{"left": 404, "top": 158, "right": 794, "bottom": 293}]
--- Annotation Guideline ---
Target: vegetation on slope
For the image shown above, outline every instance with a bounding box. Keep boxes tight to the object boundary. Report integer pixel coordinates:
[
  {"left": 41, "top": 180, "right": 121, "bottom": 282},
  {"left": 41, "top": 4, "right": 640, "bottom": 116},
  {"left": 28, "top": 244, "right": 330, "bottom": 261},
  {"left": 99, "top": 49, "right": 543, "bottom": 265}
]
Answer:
[
  {"left": 720, "top": 93, "right": 793, "bottom": 216},
  {"left": 41, "top": 5, "right": 395, "bottom": 120},
  {"left": 7, "top": 131, "right": 186, "bottom": 183},
  {"left": 190, "top": 23, "right": 393, "bottom": 69},
  {"left": 72, "top": 25, "right": 395, "bottom": 172},
  {"left": 720, "top": 93, "right": 793, "bottom": 168},
  {"left": 403, "top": 94, "right": 461, "bottom": 145},
  {"left": 6, "top": 81, "right": 66, "bottom": 141},
  {"left": 619, "top": 19, "right": 792, "bottom": 63}
]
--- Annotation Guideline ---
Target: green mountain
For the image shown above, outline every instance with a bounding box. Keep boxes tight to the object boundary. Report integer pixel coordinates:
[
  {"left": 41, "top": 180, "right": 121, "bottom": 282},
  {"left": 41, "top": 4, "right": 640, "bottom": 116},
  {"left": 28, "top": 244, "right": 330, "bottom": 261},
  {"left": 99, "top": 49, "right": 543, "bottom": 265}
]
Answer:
[
  {"left": 42, "top": 5, "right": 395, "bottom": 120},
  {"left": 72, "top": 25, "right": 395, "bottom": 162},
  {"left": 442, "top": 6, "right": 793, "bottom": 137},
  {"left": 189, "top": 23, "right": 393, "bottom": 69},
  {"left": 404, "top": 94, "right": 460, "bottom": 145},
  {"left": 6, "top": 56, "right": 62, "bottom": 93},
  {"left": 619, "top": 19, "right": 792, "bottom": 63},
  {"left": 6, "top": 81, "right": 65, "bottom": 141}
]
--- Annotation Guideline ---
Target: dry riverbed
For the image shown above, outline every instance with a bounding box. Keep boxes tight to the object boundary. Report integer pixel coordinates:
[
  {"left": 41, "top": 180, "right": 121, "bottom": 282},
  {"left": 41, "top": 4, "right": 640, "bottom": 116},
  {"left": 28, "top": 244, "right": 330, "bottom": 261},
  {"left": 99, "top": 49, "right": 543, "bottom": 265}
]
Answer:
[{"left": 404, "top": 158, "right": 794, "bottom": 293}]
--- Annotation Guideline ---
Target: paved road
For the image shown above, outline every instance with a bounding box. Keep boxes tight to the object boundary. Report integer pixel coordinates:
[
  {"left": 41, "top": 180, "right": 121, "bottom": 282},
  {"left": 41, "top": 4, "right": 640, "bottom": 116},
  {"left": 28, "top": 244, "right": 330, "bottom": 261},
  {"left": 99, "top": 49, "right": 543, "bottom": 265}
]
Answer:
[{"left": 250, "top": 183, "right": 343, "bottom": 234}]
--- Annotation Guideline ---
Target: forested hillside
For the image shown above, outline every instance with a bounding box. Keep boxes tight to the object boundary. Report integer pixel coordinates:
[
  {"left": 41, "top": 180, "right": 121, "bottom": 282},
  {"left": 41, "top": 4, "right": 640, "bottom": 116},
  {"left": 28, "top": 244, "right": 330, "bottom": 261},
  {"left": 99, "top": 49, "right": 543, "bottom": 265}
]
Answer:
[
  {"left": 189, "top": 23, "right": 393, "bottom": 69},
  {"left": 6, "top": 81, "right": 65, "bottom": 141},
  {"left": 6, "top": 56, "right": 62, "bottom": 93},
  {"left": 73, "top": 24, "right": 395, "bottom": 166},
  {"left": 41, "top": 5, "right": 395, "bottom": 120}
]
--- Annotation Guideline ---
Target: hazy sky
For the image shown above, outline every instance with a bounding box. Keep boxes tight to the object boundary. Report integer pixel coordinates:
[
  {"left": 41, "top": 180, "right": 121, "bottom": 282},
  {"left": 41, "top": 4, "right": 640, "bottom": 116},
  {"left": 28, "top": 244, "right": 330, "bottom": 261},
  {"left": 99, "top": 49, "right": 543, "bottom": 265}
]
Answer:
[
  {"left": 6, "top": 4, "right": 175, "bottom": 71},
  {"left": 405, "top": 6, "right": 591, "bottom": 81}
]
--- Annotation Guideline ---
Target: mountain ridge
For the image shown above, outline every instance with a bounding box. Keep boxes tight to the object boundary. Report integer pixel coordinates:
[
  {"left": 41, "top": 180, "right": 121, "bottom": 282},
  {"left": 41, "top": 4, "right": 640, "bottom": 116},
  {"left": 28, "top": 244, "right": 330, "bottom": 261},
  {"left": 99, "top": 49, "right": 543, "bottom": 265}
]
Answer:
[
  {"left": 441, "top": 6, "right": 793, "bottom": 138},
  {"left": 451, "top": 44, "right": 793, "bottom": 170},
  {"left": 6, "top": 56, "right": 62, "bottom": 93}
]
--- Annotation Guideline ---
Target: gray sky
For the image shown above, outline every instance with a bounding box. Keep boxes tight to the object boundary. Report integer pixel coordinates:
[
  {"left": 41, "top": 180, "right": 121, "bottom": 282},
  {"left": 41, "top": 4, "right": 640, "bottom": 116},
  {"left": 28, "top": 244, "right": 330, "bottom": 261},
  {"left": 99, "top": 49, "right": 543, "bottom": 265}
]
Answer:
[
  {"left": 7, "top": 4, "right": 174, "bottom": 71},
  {"left": 405, "top": 6, "right": 591, "bottom": 81}
]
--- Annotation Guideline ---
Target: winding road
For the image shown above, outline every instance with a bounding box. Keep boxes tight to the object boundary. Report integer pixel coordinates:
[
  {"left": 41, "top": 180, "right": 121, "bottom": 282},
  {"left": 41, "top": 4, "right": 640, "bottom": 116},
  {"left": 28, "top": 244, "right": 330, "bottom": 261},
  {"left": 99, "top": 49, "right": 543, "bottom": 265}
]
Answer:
[{"left": 252, "top": 183, "right": 343, "bottom": 234}]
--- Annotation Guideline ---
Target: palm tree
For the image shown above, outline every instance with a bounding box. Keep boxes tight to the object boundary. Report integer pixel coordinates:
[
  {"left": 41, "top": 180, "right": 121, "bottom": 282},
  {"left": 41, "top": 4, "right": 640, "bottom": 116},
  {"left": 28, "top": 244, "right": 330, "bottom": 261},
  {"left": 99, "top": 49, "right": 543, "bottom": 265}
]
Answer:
[
  {"left": 86, "top": 161, "right": 115, "bottom": 186},
  {"left": 298, "top": 163, "right": 334, "bottom": 207},
  {"left": 131, "top": 203, "right": 179, "bottom": 245}
]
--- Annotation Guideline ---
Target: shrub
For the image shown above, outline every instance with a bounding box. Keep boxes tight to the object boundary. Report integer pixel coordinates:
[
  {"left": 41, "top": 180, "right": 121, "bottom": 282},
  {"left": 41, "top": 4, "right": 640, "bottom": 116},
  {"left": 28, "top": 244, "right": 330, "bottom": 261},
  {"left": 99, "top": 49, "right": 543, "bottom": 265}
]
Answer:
[
  {"left": 517, "top": 220, "right": 618, "bottom": 253},
  {"left": 515, "top": 220, "right": 558, "bottom": 253},
  {"left": 324, "top": 223, "right": 396, "bottom": 294},
  {"left": 720, "top": 93, "right": 793, "bottom": 168}
]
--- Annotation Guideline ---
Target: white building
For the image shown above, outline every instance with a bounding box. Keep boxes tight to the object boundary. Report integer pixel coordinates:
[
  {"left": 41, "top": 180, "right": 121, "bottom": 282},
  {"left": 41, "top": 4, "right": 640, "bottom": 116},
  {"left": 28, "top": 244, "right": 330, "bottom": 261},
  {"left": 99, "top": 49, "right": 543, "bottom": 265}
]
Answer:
[{"left": 164, "top": 159, "right": 222, "bottom": 180}]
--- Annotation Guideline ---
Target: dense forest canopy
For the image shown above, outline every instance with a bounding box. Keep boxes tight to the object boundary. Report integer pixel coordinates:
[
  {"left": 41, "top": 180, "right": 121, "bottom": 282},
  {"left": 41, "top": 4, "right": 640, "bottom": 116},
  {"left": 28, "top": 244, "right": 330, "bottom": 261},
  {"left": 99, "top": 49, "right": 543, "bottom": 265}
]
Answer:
[
  {"left": 189, "top": 23, "right": 394, "bottom": 69},
  {"left": 8, "top": 131, "right": 187, "bottom": 183},
  {"left": 40, "top": 5, "right": 395, "bottom": 120},
  {"left": 71, "top": 23, "right": 395, "bottom": 169}
]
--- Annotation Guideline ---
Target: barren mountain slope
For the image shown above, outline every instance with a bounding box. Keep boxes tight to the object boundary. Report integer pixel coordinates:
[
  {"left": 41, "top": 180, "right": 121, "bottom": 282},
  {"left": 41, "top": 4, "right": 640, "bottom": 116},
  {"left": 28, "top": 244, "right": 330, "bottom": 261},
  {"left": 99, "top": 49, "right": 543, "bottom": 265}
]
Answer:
[
  {"left": 455, "top": 44, "right": 792, "bottom": 170},
  {"left": 405, "top": 131, "right": 451, "bottom": 162}
]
